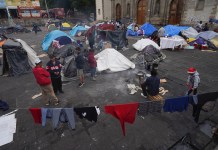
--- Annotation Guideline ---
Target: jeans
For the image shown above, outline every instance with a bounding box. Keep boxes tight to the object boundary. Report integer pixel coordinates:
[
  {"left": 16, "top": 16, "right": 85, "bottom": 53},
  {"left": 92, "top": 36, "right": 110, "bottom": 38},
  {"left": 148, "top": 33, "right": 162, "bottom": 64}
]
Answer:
[{"left": 90, "top": 67, "right": 96, "bottom": 77}]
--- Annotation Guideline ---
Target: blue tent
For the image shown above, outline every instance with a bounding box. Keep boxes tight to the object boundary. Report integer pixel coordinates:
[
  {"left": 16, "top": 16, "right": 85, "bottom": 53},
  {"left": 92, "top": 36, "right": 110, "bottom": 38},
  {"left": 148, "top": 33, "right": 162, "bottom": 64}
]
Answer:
[
  {"left": 42, "top": 30, "right": 73, "bottom": 51},
  {"left": 127, "top": 29, "right": 138, "bottom": 36},
  {"left": 140, "top": 23, "right": 157, "bottom": 36},
  {"left": 69, "top": 26, "right": 87, "bottom": 36},
  {"left": 163, "top": 25, "right": 189, "bottom": 37}
]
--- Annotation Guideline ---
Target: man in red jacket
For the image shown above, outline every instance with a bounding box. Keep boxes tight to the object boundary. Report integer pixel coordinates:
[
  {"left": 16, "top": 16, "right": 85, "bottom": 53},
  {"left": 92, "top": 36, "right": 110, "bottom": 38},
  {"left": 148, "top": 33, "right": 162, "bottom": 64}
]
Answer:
[
  {"left": 88, "top": 49, "right": 97, "bottom": 81},
  {"left": 33, "top": 59, "right": 59, "bottom": 106}
]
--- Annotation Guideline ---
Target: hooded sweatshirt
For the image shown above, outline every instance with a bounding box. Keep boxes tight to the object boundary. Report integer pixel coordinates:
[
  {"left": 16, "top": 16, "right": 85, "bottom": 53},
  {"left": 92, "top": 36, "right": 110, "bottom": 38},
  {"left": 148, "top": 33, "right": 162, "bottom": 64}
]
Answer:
[{"left": 187, "top": 71, "right": 200, "bottom": 89}]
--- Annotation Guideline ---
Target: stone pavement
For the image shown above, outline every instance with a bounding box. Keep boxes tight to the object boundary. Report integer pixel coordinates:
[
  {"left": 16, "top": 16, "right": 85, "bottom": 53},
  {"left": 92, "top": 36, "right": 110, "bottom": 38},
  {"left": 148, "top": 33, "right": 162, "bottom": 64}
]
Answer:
[{"left": 0, "top": 28, "right": 218, "bottom": 150}]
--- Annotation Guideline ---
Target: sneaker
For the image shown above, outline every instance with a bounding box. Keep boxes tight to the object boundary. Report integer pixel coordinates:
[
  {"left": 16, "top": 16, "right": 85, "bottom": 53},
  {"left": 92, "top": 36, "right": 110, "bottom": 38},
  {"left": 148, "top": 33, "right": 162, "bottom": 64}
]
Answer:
[
  {"left": 92, "top": 77, "right": 96, "bottom": 81},
  {"left": 141, "top": 93, "right": 147, "bottom": 98},
  {"left": 78, "top": 83, "right": 84, "bottom": 87}
]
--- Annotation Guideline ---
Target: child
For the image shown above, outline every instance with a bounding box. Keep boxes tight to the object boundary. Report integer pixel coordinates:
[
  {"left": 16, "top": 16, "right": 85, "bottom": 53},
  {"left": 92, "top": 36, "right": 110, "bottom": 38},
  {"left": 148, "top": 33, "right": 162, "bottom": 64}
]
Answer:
[{"left": 186, "top": 67, "right": 200, "bottom": 95}]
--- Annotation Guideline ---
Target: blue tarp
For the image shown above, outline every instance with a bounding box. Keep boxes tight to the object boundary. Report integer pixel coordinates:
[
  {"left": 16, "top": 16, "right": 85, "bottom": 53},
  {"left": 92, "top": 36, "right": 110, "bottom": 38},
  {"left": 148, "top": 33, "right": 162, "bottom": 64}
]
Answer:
[
  {"left": 164, "top": 25, "right": 189, "bottom": 37},
  {"left": 69, "top": 26, "right": 87, "bottom": 36},
  {"left": 42, "top": 30, "right": 73, "bottom": 51},
  {"left": 140, "top": 23, "right": 157, "bottom": 36},
  {"left": 209, "top": 18, "right": 218, "bottom": 24},
  {"left": 127, "top": 29, "right": 138, "bottom": 36}
]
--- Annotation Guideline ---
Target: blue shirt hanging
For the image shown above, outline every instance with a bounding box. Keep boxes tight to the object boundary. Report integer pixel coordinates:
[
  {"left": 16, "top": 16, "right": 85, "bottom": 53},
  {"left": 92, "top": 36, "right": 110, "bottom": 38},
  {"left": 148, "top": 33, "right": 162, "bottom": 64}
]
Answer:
[{"left": 163, "top": 96, "right": 189, "bottom": 112}]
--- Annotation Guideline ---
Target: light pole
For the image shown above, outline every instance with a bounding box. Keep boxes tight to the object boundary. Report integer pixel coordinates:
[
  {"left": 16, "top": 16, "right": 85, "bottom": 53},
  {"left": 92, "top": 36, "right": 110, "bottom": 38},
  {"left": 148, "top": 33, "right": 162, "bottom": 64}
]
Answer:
[{"left": 45, "top": 0, "right": 50, "bottom": 19}]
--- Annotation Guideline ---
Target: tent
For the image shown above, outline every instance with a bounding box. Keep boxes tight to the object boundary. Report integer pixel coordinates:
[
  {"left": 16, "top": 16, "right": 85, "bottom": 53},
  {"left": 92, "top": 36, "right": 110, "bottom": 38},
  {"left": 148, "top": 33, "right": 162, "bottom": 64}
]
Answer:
[
  {"left": 1, "top": 39, "right": 32, "bottom": 76},
  {"left": 69, "top": 26, "right": 87, "bottom": 36},
  {"left": 127, "top": 23, "right": 143, "bottom": 36},
  {"left": 196, "top": 31, "right": 218, "bottom": 40},
  {"left": 60, "top": 22, "right": 72, "bottom": 31},
  {"left": 95, "top": 48, "right": 135, "bottom": 72},
  {"left": 140, "top": 23, "right": 157, "bottom": 36},
  {"left": 181, "top": 27, "right": 199, "bottom": 38},
  {"left": 96, "top": 29, "right": 128, "bottom": 49},
  {"left": 48, "top": 24, "right": 58, "bottom": 32},
  {"left": 42, "top": 30, "right": 73, "bottom": 51},
  {"left": 163, "top": 25, "right": 189, "bottom": 37},
  {"left": 133, "top": 38, "right": 160, "bottom": 51}
]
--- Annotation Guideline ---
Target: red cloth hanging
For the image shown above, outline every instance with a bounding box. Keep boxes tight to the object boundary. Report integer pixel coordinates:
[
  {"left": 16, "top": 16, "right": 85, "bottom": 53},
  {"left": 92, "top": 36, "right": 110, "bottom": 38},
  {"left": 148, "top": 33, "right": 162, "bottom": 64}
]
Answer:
[
  {"left": 104, "top": 102, "right": 139, "bottom": 136},
  {"left": 29, "top": 108, "right": 42, "bottom": 124}
]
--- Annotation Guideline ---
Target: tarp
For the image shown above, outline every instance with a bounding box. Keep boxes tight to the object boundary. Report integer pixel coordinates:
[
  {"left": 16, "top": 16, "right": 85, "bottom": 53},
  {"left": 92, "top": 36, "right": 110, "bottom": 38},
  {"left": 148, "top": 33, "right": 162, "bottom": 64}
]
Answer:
[
  {"left": 210, "top": 37, "right": 218, "bottom": 47},
  {"left": 163, "top": 25, "right": 189, "bottom": 37},
  {"left": 105, "top": 30, "right": 128, "bottom": 48},
  {"left": 54, "top": 36, "right": 72, "bottom": 46},
  {"left": 16, "top": 39, "right": 39, "bottom": 68},
  {"left": 140, "top": 23, "right": 157, "bottom": 36},
  {"left": 181, "top": 27, "right": 199, "bottom": 38},
  {"left": 95, "top": 48, "right": 135, "bottom": 72},
  {"left": 2, "top": 39, "right": 31, "bottom": 76},
  {"left": 69, "top": 26, "right": 87, "bottom": 36},
  {"left": 98, "top": 24, "right": 115, "bottom": 31},
  {"left": 133, "top": 38, "right": 160, "bottom": 51},
  {"left": 196, "top": 31, "right": 218, "bottom": 40},
  {"left": 42, "top": 30, "right": 73, "bottom": 51}
]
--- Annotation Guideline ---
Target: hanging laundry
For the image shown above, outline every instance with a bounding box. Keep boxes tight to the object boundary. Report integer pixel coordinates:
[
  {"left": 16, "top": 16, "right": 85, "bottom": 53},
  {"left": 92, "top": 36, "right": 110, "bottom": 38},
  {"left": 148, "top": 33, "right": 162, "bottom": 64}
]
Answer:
[
  {"left": 74, "top": 106, "right": 100, "bottom": 122},
  {"left": 104, "top": 103, "right": 139, "bottom": 136},
  {"left": 29, "top": 108, "right": 42, "bottom": 124},
  {"left": 189, "top": 92, "right": 218, "bottom": 123},
  {"left": 163, "top": 96, "right": 189, "bottom": 112},
  {"left": 0, "top": 100, "right": 9, "bottom": 111},
  {"left": 41, "top": 108, "right": 76, "bottom": 129},
  {"left": 138, "top": 101, "right": 162, "bottom": 116}
]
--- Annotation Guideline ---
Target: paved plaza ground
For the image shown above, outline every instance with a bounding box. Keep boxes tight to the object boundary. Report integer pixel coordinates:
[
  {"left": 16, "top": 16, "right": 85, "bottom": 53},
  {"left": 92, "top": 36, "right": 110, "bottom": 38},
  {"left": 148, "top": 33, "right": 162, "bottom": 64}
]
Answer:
[{"left": 0, "top": 28, "right": 218, "bottom": 150}]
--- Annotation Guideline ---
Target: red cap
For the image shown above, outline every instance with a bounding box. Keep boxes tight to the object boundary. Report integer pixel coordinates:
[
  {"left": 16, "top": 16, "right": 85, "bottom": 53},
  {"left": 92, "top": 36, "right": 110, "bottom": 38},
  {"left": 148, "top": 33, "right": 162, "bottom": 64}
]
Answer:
[{"left": 187, "top": 67, "right": 196, "bottom": 73}]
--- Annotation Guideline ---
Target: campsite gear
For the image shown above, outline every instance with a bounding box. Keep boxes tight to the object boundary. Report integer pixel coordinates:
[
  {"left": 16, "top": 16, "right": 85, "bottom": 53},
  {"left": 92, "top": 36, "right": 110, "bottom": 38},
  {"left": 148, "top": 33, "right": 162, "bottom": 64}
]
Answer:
[
  {"left": 69, "top": 26, "right": 87, "bottom": 37},
  {"left": 42, "top": 30, "right": 73, "bottom": 51},
  {"left": 2, "top": 39, "right": 32, "bottom": 76},
  {"left": 29, "top": 108, "right": 42, "bottom": 124},
  {"left": 163, "top": 25, "right": 189, "bottom": 37},
  {"left": 95, "top": 48, "right": 135, "bottom": 72},
  {"left": 160, "top": 36, "right": 187, "bottom": 50},
  {"left": 0, "top": 100, "right": 9, "bottom": 111},
  {"left": 105, "top": 103, "right": 139, "bottom": 136},
  {"left": 74, "top": 106, "right": 100, "bottom": 122},
  {"left": 60, "top": 22, "right": 71, "bottom": 31},
  {"left": 163, "top": 96, "right": 189, "bottom": 112},
  {"left": 189, "top": 92, "right": 218, "bottom": 122}
]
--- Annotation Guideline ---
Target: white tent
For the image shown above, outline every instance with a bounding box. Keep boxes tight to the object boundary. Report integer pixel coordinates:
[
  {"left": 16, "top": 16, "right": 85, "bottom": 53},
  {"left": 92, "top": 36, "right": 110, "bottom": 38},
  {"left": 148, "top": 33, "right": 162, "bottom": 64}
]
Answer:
[
  {"left": 95, "top": 48, "right": 135, "bottom": 72},
  {"left": 16, "top": 39, "right": 40, "bottom": 68},
  {"left": 181, "top": 27, "right": 199, "bottom": 38},
  {"left": 133, "top": 38, "right": 160, "bottom": 51}
]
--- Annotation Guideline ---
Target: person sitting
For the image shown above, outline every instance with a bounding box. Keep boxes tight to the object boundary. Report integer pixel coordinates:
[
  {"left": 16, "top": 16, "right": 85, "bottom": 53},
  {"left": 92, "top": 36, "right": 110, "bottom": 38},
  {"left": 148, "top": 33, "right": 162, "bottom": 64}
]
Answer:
[
  {"left": 203, "top": 23, "right": 209, "bottom": 31},
  {"left": 141, "top": 70, "right": 160, "bottom": 98},
  {"left": 196, "top": 21, "right": 203, "bottom": 32}
]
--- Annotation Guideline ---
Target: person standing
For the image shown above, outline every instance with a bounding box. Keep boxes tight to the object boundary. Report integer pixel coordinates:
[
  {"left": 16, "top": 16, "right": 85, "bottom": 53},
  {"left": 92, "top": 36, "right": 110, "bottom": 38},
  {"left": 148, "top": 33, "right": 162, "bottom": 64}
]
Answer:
[
  {"left": 46, "top": 55, "right": 64, "bottom": 95},
  {"left": 33, "top": 59, "right": 59, "bottom": 105},
  {"left": 75, "top": 47, "right": 85, "bottom": 87},
  {"left": 88, "top": 49, "right": 97, "bottom": 81},
  {"left": 186, "top": 67, "right": 200, "bottom": 95},
  {"left": 32, "top": 23, "right": 38, "bottom": 35}
]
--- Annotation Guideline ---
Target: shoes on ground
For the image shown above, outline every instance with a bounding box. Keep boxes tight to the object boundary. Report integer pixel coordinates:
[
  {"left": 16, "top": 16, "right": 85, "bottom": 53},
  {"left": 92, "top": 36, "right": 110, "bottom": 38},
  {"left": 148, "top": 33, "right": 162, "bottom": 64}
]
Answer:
[{"left": 141, "top": 93, "right": 147, "bottom": 98}]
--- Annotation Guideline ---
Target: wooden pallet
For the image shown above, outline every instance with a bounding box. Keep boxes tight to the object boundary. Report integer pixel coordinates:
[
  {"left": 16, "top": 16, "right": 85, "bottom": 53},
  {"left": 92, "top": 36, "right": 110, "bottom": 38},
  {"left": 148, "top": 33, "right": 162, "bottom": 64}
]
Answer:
[{"left": 148, "top": 94, "right": 164, "bottom": 102}]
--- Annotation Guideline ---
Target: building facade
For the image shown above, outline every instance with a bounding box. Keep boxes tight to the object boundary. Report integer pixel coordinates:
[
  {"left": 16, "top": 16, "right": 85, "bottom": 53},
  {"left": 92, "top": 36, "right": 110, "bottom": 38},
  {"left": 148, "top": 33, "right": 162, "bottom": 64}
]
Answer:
[{"left": 96, "top": 0, "right": 218, "bottom": 25}]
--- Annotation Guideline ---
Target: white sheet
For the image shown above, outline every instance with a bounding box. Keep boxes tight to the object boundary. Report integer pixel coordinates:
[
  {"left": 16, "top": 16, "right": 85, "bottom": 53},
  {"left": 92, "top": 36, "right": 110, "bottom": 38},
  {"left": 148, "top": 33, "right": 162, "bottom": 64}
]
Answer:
[
  {"left": 16, "top": 39, "right": 40, "bottom": 68},
  {"left": 95, "top": 48, "right": 135, "bottom": 72},
  {"left": 132, "top": 38, "right": 160, "bottom": 51},
  {"left": 181, "top": 27, "right": 199, "bottom": 38},
  {"left": 160, "top": 37, "right": 187, "bottom": 50},
  {"left": 0, "top": 113, "right": 17, "bottom": 146}
]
